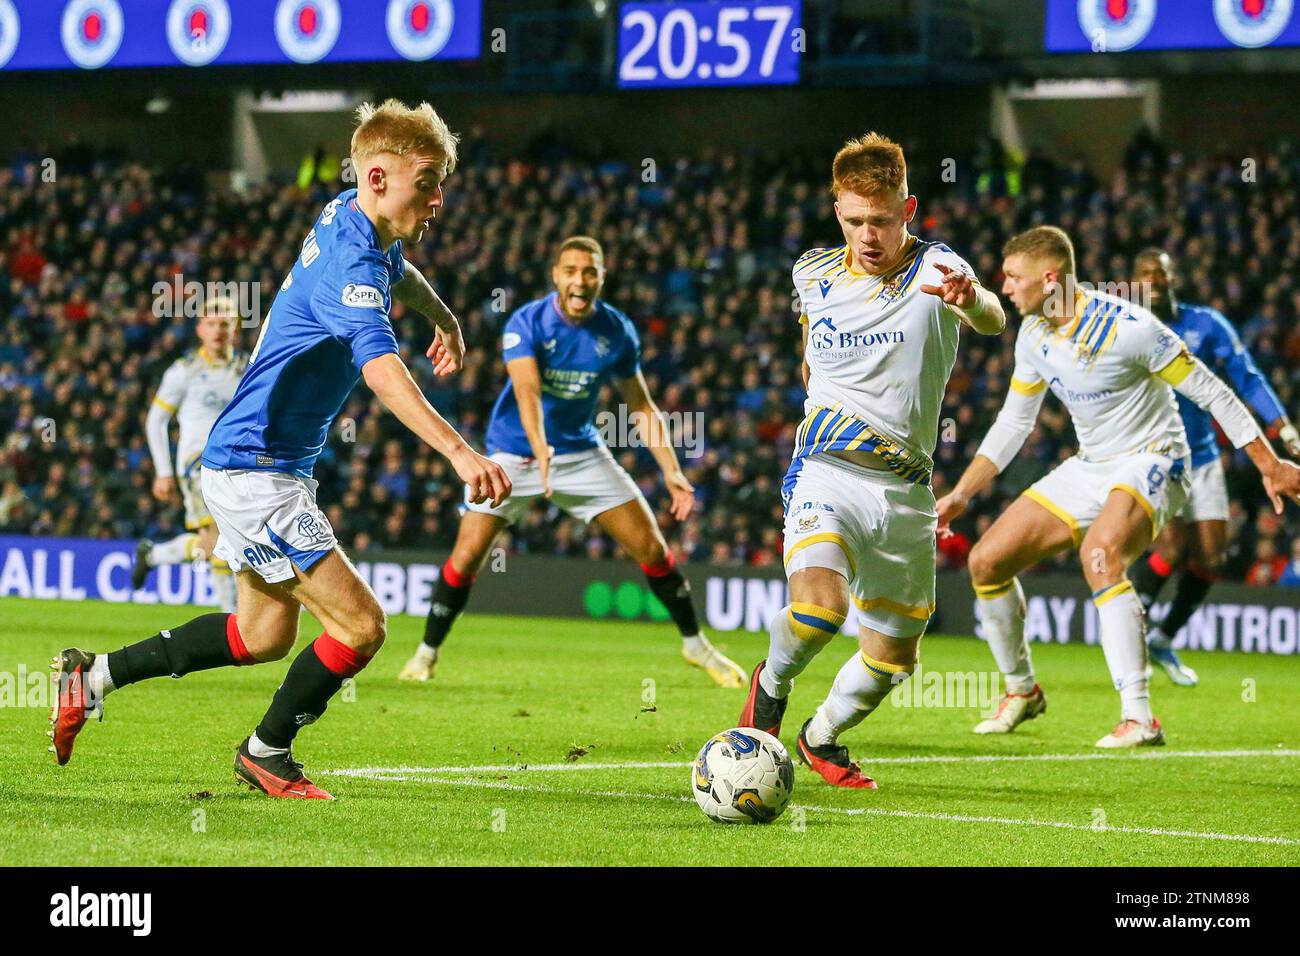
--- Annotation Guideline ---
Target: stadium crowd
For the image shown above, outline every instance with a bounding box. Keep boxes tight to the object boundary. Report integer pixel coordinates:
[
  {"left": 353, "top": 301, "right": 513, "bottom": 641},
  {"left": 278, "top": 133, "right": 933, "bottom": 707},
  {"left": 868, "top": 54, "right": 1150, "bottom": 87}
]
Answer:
[{"left": 3, "top": 130, "right": 1300, "bottom": 584}]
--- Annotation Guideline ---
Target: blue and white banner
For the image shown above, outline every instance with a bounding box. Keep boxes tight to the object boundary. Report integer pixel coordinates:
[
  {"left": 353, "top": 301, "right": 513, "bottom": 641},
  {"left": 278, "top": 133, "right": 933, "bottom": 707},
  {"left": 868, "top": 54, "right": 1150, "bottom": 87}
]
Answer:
[
  {"left": 0, "top": 0, "right": 480, "bottom": 71},
  {"left": 1047, "top": 0, "right": 1299, "bottom": 53}
]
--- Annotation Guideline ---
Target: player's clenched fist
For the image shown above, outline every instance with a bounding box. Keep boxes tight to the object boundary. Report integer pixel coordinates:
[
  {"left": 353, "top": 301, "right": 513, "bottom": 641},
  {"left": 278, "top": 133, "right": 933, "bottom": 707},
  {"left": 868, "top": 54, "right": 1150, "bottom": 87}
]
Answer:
[
  {"left": 152, "top": 476, "right": 177, "bottom": 502},
  {"left": 452, "top": 446, "right": 512, "bottom": 507}
]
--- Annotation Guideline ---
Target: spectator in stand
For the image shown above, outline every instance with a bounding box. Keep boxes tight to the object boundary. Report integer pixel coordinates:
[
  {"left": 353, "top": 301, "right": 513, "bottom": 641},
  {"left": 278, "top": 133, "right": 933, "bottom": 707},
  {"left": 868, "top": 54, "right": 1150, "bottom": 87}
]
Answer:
[{"left": 1245, "top": 538, "right": 1288, "bottom": 586}]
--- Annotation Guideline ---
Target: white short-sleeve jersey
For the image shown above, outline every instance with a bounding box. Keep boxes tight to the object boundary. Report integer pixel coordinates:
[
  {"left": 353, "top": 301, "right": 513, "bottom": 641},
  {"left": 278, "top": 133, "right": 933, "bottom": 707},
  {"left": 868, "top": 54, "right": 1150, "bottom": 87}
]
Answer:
[
  {"left": 791, "top": 237, "right": 977, "bottom": 485},
  {"left": 152, "top": 349, "right": 248, "bottom": 476},
  {"left": 1003, "top": 290, "right": 1190, "bottom": 463}
]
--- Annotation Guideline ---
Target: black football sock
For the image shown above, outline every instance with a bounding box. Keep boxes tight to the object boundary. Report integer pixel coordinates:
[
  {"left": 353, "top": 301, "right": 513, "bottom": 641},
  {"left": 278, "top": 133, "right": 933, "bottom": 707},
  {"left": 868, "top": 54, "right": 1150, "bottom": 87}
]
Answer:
[
  {"left": 1157, "top": 568, "right": 1216, "bottom": 638},
  {"left": 421, "top": 559, "right": 475, "bottom": 649},
  {"left": 255, "top": 634, "right": 370, "bottom": 750},
  {"left": 105, "top": 613, "right": 239, "bottom": 687},
  {"left": 642, "top": 559, "right": 700, "bottom": 636},
  {"left": 1130, "top": 552, "right": 1175, "bottom": 610}
]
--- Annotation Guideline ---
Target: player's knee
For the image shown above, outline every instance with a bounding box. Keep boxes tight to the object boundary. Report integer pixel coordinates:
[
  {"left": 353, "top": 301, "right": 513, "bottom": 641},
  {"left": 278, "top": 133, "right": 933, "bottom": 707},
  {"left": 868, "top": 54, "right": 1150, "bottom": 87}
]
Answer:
[
  {"left": 967, "top": 541, "right": 1007, "bottom": 587},
  {"left": 1079, "top": 536, "right": 1126, "bottom": 584},
  {"left": 1191, "top": 550, "right": 1225, "bottom": 576},
  {"left": 352, "top": 606, "right": 387, "bottom": 656}
]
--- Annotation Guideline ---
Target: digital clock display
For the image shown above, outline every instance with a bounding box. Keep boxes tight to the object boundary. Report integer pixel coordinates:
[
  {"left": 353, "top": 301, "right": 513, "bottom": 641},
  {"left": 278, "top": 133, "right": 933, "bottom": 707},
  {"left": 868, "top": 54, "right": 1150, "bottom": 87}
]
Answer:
[{"left": 618, "top": 1, "right": 801, "bottom": 89}]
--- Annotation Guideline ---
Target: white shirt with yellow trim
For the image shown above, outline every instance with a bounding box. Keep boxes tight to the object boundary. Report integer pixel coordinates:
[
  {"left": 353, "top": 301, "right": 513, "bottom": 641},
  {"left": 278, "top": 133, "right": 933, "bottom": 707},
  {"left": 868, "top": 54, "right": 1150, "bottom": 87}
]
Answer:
[
  {"left": 978, "top": 290, "right": 1194, "bottom": 469},
  {"left": 793, "top": 237, "right": 978, "bottom": 479},
  {"left": 146, "top": 349, "right": 248, "bottom": 478}
]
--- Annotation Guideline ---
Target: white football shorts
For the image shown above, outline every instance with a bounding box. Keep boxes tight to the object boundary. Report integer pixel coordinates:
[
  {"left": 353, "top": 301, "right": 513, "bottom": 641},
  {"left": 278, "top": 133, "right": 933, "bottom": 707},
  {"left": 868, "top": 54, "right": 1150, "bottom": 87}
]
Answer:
[
  {"left": 1178, "top": 457, "right": 1230, "bottom": 523},
  {"left": 782, "top": 454, "right": 937, "bottom": 639},
  {"left": 465, "top": 445, "right": 642, "bottom": 525},
  {"left": 1023, "top": 452, "right": 1190, "bottom": 545},
  {"left": 202, "top": 467, "right": 337, "bottom": 584}
]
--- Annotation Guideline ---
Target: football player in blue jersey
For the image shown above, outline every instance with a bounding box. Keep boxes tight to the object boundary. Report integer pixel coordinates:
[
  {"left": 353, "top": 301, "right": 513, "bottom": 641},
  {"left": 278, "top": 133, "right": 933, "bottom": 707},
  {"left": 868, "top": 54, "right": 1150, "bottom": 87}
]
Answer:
[
  {"left": 399, "top": 235, "right": 747, "bottom": 689},
  {"left": 49, "top": 100, "right": 510, "bottom": 799},
  {"left": 1128, "top": 248, "right": 1300, "bottom": 686}
]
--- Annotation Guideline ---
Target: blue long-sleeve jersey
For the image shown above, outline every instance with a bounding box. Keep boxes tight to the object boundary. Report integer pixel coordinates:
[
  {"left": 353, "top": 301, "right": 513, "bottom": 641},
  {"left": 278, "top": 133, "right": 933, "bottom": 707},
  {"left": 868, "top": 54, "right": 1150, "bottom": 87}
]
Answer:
[{"left": 1168, "top": 302, "right": 1285, "bottom": 467}]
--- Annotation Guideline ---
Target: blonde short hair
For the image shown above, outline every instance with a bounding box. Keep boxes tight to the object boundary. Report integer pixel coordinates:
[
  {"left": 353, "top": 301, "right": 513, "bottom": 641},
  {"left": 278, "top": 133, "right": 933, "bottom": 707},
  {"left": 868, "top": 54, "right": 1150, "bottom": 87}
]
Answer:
[
  {"left": 831, "top": 133, "right": 907, "bottom": 200},
  {"left": 1003, "top": 226, "right": 1076, "bottom": 278},
  {"left": 351, "top": 99, "right": 459, "bottom": 174}
]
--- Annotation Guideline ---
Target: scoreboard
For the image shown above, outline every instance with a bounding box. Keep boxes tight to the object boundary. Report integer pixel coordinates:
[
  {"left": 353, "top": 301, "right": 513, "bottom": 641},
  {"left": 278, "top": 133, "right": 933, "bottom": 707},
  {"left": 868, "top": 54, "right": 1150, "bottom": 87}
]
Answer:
[
  {"left": 617, "top": 1, "right": 801, "bottom": 89},
  {"left": 0, "top": 0, "right": 481, "bottom": 71}
]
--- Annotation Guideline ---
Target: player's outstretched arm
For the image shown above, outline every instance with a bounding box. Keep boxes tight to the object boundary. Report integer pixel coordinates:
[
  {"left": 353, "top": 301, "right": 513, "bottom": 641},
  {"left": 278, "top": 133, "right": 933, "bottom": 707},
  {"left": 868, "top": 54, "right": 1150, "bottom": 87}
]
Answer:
[
  {"left": 618, "top": 371, "right": 694, "bottom": 522},
  {"left": 937, "top": 455, "right": 999, "bottom": 536},
  {"left": 1159, "top": 351, "right": 1300, "bottom": 511},
  {"left": 937, "top": 368, "right": 1046, "bottom": 533},
  {"left": 144, "top": 400, "right": 178, "bottom": 502},
  {"left": 394, "top": 258, "right": 466, "bottom": 375},
  {"left": 920, "top": 264, "right": 1006, "bottom": 335},
  {"left": 1212, "top": 315, "right": 1300, "bottom": 457},
  {"left": 362, "top": 353, "right": 510, "bottom": 506},
  {"left": 505, "top": 356, "right": 555, "bottom": 497}
]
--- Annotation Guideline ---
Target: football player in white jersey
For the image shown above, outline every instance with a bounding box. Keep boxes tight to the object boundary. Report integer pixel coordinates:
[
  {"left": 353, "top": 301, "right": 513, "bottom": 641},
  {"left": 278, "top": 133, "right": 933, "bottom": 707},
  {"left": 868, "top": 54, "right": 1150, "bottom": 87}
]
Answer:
[
  {"left": 135, "top": 297, "right": 247, "bottom": 613},
  {"left": 738, "top": 133, "right": 1006, "bottom": 788},
  {"left": 939, "top": 226, "right": 1300, "bottom": 747}
]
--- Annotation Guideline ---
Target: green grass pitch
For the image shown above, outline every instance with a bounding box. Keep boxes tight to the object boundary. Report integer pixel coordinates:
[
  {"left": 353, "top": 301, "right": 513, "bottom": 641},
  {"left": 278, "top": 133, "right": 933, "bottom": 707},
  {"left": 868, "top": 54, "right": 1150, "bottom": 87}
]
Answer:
[{"left": 2, "top": 597, "right": 1297, "bottom": 866}]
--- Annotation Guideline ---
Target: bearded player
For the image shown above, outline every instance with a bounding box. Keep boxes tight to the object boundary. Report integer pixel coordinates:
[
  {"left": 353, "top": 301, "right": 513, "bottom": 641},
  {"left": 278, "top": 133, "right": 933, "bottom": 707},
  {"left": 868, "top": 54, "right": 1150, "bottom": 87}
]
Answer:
[
  {"left": 737, "top": 133, "right": 1006, "bottom": 788},
  {"left": 1126, "top": 248, "right": 1299, "bottom": 686},
  {"left": 49, "top": 100, "right": 510, "bottom": 798},
  {"left": 135, "top": 297, "right": 248, "bottom": 614},
  {"left": 399, "top": 236, "right": 745, "bottom": 689},
  {"left": 939, "top": 227, "right": 1300, "bottom": 747}
]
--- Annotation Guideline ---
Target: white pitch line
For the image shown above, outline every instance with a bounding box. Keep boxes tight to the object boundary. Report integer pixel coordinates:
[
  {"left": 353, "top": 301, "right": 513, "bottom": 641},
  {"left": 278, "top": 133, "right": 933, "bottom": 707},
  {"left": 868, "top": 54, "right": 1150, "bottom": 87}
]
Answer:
[
  {"left": 333, "top": 770, "right": 1300, "bottom": 847},
  {"left": 326, "top": 748, "right": 1300, "bottom": 778}
]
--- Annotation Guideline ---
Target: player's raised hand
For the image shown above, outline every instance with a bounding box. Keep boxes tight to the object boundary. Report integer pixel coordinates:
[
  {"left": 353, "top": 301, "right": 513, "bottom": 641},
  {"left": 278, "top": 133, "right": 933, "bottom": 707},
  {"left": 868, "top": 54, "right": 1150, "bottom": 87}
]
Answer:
[
  {"left": 920, "top": 263, "right": 978, "bottom": 309},
  {"left": 935, "top": 490, "right": 968, "bottom": 539},
  {"left": 152, "top": 476, "right": 177, "bottom": 502},
  {"left": 452, "top": 447, "right": 512, "bottom": 508},
  {"left": 426, "top": 322, "right": 466, "bottom": 376},
  {"left": 1262, "top": 459, "right": 1300, "bottom": 514}
]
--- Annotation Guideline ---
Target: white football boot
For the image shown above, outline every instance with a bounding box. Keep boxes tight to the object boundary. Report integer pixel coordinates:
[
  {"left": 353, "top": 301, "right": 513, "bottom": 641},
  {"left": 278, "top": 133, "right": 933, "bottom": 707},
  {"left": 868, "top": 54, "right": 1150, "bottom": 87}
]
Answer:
[
  {"left": 1095, "top": 718, "right": 1165, "bottom": 749},
  {"left": 973, "top": 684, "right": 1047, "bottom": 734},
  {"left": 682, "top": 636, "right": 745, "bottom": 688},
  {"left": 398, "top": 644, "right": 439, "bottom": 682}
]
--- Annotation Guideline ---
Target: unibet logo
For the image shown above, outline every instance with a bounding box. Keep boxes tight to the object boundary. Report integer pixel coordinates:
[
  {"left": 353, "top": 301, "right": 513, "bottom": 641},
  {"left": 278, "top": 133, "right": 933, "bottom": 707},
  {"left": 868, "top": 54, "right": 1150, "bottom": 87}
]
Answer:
[
  {"left": 584, "top": 580, "right": 670, "bottom": 622},
  {"left": 342, "top": 283, "right": 383, "bottom": 309}
]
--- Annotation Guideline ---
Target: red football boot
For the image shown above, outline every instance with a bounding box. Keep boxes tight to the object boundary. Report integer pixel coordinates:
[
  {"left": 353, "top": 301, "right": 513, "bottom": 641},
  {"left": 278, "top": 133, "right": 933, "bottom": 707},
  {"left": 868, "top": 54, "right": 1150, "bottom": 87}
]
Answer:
[
  {"left": 49, "top": 648, "right": 102, "bottom": 766},
  {"left": 738, "top": 660, "right": 788, "bottom": 737},
  {"left": 796, "top": 718, "right": 877, "bottom": 789},
  {"left": 234, "top": 738, "right": 334, "bottom": 800}
]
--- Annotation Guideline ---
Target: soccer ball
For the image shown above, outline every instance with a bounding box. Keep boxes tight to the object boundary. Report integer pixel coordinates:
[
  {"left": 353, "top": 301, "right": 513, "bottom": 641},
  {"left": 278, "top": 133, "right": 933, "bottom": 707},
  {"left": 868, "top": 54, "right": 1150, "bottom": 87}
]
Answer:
[{"left": 692, "top": 727, "right": 794, "bottom": 824}]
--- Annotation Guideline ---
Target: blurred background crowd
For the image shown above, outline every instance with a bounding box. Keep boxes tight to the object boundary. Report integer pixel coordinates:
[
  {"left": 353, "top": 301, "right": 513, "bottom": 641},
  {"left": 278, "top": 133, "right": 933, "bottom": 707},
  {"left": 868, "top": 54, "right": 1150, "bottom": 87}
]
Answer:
[{"left": 4, "top": 129, "right": 1300, "bottom": 584}]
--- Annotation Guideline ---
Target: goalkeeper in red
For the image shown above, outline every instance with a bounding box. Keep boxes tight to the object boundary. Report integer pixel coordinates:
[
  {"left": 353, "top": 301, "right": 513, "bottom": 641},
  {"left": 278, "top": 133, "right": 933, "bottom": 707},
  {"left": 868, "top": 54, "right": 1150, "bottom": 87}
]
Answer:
[{"left": 49, "top": 100, "right": 510, "bottom": 799}]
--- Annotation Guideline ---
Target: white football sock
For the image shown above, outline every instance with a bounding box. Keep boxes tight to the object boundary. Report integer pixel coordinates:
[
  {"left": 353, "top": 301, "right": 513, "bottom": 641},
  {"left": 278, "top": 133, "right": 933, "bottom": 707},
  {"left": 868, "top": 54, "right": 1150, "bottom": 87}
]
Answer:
[
  {"left": 149, "top": 533, "right": 197, "bottom": 567},
  {"left": 806, "top": 651, "right": 913, "bottom": 747},
  {"left": 211, "top": 565, "right": 237, "bottom": 613},
  {"left": 759, "top": 603, "right": 844, "bottom": 699},
  {"left": 976, "top": 578, "right": 1036, "bottom": 695},
  {"left": 247, "top": 733, "right": 289, "bottom": 758},
  {"left": 412, "top": 643, "right": 438, "bottom": 664},
  {"left": 1095, "top": 581, "right": 1153, "bottom": 724},
  {"left": 87, "top": 655, "right": 116, "bottom": 700}
]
